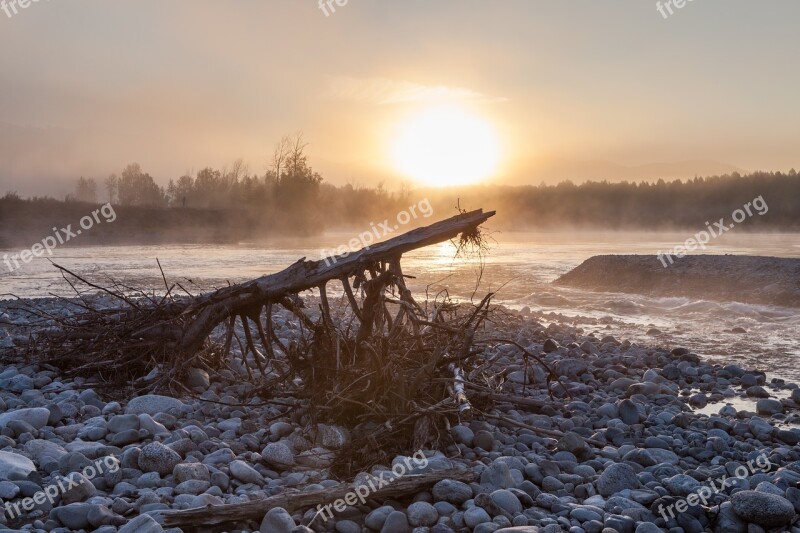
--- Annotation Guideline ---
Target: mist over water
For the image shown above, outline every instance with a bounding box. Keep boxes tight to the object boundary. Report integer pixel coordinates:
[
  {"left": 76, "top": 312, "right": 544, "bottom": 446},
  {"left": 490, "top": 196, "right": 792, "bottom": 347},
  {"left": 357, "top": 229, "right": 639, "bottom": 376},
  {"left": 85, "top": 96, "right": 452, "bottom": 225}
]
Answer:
[{"left": 2, "top": 231, "right": 799, "bottom": 381}]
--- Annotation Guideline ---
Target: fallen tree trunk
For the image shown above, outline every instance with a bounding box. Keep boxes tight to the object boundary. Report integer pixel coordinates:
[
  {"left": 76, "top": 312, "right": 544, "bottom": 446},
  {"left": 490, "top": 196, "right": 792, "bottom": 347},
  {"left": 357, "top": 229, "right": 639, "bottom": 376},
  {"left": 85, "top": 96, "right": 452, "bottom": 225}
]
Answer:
[
  {"left": 25, "top": 207, "right": 572, "bottom": 507},
  {"left": 36, "top": 209, "right": 495, "bottom": 386},
  {"left": 174, "top": 208, "right": 495, "bottom": 355},
  {"left": 161, "top": 468, "right": 473, "bottom": 529}
]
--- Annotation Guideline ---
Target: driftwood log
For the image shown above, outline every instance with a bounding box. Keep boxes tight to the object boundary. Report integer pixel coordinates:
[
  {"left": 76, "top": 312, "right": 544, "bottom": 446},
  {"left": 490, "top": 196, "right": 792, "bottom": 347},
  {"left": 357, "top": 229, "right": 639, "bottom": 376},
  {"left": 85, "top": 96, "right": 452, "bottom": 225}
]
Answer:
[
  {"left": 34, "top": 208, "right": 495, "bottom": 388},
  {"left": 160, "top": 468, "right": 473, "bottom": 529},
  {"left": 171, "top": 208, "right": 496, "bottom": 357}
]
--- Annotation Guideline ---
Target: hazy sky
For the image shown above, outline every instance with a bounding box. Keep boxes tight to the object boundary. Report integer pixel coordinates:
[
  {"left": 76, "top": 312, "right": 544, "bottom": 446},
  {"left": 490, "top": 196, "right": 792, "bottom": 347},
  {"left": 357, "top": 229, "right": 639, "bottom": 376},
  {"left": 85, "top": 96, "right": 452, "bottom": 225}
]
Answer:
[{"left": 1, "top": 1, "right": 798, "bottom": 196}]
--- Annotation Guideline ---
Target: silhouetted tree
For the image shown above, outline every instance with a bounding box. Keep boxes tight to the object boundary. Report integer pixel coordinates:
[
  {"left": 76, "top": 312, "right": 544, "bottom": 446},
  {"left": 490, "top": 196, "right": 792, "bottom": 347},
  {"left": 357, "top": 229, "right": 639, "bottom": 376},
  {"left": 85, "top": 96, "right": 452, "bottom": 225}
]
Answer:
[
  {"left": 69, "top": 177, "right": 98, "bottom": 203},
  {"left": 118, "top": 164, "right": 165, "bottom": 207}
]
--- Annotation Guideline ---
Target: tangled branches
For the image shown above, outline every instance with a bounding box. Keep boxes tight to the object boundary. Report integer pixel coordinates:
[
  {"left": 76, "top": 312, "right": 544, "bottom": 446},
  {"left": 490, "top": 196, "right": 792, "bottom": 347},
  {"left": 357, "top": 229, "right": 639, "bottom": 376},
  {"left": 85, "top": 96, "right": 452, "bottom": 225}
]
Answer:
[{"left": 12, "top": 209, "right": 571, "bottom": 474}]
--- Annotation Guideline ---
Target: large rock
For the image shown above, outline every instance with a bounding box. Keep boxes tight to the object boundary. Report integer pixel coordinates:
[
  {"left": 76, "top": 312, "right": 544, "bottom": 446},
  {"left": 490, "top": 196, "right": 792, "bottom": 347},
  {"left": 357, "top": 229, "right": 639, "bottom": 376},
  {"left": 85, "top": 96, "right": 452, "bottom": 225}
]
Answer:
[
  {"left": 186, "top": 368, "right": 210, "bottom": 390},
  {"left": 730, "top": 490, "right": 796, "bottom": 527},
  {"left": 433, "top": 479, "right": 473, "bottom": 504},
  {"left": 138, "top": 414, "right": 169, "bottom": 437},
  {"left": 125, "top": 394, "right": 186, "bottom": 416},
  {"left": 88, "top": 505, "right": 127, "bottom": 528},
  {"left": 108, "top": 414, "right": 140, "bottom": 433},
  {"left": 617, "top": 399, "right": 640, "bottom": 425},
  {"left": 64, "top": 439, "right": 108, "bottom": 459},
  {"left": 24, "top": 439, "right": 67, "bottom": 466},
  {"left": 714, "top": 501, "right": 747, "bottom": 533},
  {"left": 365, "top": 506, "right": 394, "bottom": 530},
  {"left": 480, "top": 461, "right": 516, "bottom": 490},
  {"left": 555, "top": 358, "right": 588, "bottom": 379},
  {"left": 663, "top": 474, "right": 701, "bottom": 496},
  {"left": 118, "top": 513, "right": 164, "bottom": 533},
  {"left": 748, "top": 416, "right": 775, "bottom": 435},
  {"left": 259, "top": 507, "right": 295, "bottom": 533},
  {"left": 173, "top": 463, "right": 210, "bottom": 483},
  {"left": 313, "top": 424, "right": 350, "bottom": 449},
  {"left": 756, "top": 398, "right": 783, "bottom": 416},
  {"left": 558, "top": 431, "right": 592, "bottom": 460},
  {"left": 295, "top": 447, "right": 335, "bottom": 469},
  {"left": 51, "top": 503, "right": 125, "bottom": 529},
  {"left": 0, "top": 407, "right": 51, "bottom": 429},
  {"left": 0, "top": 480, "right": 20, "bottom": 499},
  {"left": 643, "top": 448, "right": 680, "bottom": 466},
  {"left": 596, "top": 463, "right": 639, "bottom": 496},
  {"left": 229, "top": 460, "right": 264, "bottom": 485},
  {"left": 464, "top": 506, "right": 491, "bottom": 528},
  {"left": 490, "top": 489, "right": 523, "bottom": 514},
  {"left": 382, "top": 510, "right": 411, "bottom": 532},
  {"left": 138, "top": 442, "right": 181, "bottom": 475},
  {"left": 261, "top": 442, "right": 295, "bottom": 469},
  {"left": 407, "top": 501, "right": 438, "bottom": 527},
  {"left": 0, "top": 451, "right": 36, "bottom": 480},
  {"left": 61, "top": 472, "right": 98, "bottom": 504},
  {"left": 50, "top": 503, "right": 96, "bottom": 530}
]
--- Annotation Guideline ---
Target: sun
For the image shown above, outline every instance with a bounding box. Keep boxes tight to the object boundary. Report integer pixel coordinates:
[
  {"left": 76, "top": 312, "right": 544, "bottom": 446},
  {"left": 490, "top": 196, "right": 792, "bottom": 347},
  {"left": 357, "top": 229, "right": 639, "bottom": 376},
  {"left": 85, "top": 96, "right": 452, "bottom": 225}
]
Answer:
[{"left": 390, "top": 104, "right": 501, "bottom": 187}]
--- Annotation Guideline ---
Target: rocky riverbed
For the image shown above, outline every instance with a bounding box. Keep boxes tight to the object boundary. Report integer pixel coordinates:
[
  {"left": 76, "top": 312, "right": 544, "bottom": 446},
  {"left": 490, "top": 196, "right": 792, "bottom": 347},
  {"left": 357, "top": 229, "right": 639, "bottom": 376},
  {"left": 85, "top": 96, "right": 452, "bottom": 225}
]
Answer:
[{"left": 0, "top": 299, "right": 799, "bottom": 533}]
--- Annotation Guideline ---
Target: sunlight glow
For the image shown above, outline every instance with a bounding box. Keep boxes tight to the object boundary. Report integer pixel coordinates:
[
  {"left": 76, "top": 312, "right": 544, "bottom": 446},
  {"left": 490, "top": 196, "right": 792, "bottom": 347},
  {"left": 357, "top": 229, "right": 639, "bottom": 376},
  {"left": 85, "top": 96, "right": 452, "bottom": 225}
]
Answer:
[{"left": 391, "top": 105, "right": 501, "bottom": 187}]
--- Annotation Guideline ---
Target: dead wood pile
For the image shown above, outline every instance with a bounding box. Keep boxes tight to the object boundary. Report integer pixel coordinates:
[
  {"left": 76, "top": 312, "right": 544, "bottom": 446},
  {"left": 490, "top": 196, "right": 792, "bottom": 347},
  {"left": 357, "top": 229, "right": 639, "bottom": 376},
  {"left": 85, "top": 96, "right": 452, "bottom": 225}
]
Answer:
[{"left": 21, "top": 208, "right": 567, "bottom": 478}]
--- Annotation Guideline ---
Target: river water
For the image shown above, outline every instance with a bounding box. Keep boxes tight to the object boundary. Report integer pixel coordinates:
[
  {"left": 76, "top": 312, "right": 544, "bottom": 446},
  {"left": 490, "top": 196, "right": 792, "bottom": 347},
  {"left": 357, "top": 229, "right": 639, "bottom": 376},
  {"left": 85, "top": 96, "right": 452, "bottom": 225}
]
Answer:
[{"left": 2, "top": 231, "right": 799, "bottom": 381}]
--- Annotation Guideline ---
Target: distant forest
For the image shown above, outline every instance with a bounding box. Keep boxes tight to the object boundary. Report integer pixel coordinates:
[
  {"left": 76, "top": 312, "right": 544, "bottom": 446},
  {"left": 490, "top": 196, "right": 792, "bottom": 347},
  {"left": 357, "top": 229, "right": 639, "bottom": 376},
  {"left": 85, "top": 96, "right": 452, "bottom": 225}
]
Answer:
[
  {"left": 459, "top": 169, "right": 800, "bottom": 231},
  {"left": 1, "top": 134, "right": 798, "bottom": 247}
]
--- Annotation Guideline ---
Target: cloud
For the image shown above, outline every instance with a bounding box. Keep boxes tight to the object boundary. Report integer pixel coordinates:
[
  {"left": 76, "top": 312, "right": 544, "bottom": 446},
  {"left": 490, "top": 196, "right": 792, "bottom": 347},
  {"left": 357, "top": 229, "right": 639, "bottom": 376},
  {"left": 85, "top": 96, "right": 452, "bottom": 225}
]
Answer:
[{"left": 327, "top": 76, "right": 507, "bottom": 105}]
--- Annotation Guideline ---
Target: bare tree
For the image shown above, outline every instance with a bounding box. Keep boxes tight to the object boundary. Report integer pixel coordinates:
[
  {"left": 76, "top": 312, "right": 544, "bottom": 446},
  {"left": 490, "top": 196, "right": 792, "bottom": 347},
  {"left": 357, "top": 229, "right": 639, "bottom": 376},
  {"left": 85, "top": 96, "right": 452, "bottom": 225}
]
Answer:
[
  {"left": 72, "top": 177, "right": 98, "bottom": 203},
  {"left": 228, "top": 158, "right": 248, "bottom": 184},
  {"left": 287, "top": 132, "right": 309, "bottom": 177},
  {"left": 270, "top": 135, "right": 291, "bottom": 182},
  {"left": 104, "top": 174, "right": 118, "bottom": 204}
]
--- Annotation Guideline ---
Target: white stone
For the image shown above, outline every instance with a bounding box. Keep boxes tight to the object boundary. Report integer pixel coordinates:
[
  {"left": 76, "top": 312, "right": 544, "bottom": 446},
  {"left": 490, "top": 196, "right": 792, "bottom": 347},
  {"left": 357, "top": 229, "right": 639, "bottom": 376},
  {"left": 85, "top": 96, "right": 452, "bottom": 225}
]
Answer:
[
  {"left": 230, "top": 460, "right": 264, "bottom": 485},
  {"left": 0, "top": 407, "right": 51, "bottom": 429},
  {"left": 125, "top": 394, "right": 186, "bottom": 416},
  {"left": 0, "top": 451, "right": 36, "bottom": 480}
]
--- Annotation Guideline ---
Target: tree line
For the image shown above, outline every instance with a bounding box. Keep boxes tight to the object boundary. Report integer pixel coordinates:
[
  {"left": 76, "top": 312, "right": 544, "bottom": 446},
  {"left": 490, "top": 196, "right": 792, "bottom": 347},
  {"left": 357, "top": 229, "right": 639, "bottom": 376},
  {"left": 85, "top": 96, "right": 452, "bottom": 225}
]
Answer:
[
  {"left": 459, "top": 170, "right": 800, "bottom": 230},
  {"left": 18, "top": 135, "right": 800, "bottom": 237}
]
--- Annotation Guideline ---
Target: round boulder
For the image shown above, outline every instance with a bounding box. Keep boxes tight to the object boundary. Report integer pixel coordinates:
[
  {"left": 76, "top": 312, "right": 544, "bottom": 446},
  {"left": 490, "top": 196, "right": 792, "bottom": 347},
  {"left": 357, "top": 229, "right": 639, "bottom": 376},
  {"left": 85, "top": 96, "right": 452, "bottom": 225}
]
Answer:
[
  {"left": 730, "top": 490, "right": 796, "bottom": 528},
  {"left": 137, "top": 442, "right": 181, "bottom": 475}
]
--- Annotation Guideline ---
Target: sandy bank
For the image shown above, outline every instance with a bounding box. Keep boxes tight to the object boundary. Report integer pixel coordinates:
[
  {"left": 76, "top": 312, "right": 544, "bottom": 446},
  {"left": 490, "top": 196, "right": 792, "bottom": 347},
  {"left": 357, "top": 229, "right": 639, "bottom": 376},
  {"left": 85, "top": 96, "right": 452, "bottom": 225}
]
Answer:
[{"left": 555, "top": 255, "right": 800, "bottom": 308}]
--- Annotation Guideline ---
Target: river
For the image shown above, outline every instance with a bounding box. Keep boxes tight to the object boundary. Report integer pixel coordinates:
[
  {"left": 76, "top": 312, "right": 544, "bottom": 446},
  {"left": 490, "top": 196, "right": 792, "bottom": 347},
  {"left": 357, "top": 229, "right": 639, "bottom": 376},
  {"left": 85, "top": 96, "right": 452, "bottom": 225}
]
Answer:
[{"left": 2, "top": 231, "right": 799, "bottom": 381}]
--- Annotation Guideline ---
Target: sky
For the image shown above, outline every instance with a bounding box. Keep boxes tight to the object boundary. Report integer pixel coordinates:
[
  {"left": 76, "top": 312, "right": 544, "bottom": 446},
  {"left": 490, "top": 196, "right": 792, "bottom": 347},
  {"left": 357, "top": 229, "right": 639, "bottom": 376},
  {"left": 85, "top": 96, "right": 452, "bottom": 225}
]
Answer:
[{"left": 0, "top": 0, "right": 799, "bottom": 196}]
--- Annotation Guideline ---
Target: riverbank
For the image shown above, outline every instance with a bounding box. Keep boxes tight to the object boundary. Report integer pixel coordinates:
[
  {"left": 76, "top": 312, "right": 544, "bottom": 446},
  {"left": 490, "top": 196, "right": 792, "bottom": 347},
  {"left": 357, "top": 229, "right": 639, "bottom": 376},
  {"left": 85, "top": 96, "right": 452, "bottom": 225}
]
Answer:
[
  {"left": 555, "top": 255, "right": 800, "bottom": 308},
  {"left": 0, "top": 298, "right": 799, "bottom": 532}
]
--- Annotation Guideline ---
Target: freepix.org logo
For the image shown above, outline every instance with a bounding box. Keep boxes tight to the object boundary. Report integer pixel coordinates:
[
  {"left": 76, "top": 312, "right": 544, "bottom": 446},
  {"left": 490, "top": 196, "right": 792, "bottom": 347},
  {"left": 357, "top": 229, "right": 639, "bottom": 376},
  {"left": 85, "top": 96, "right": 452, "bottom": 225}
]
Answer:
[
  {"left": 318, "top": 0, "right": 348, "bottom": 17},
  {"left": 1, "top": 0, "right": 50, "bottom": 19},
  {"left": 4, "top": 455, "right": 120, "bottom": 520}
]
